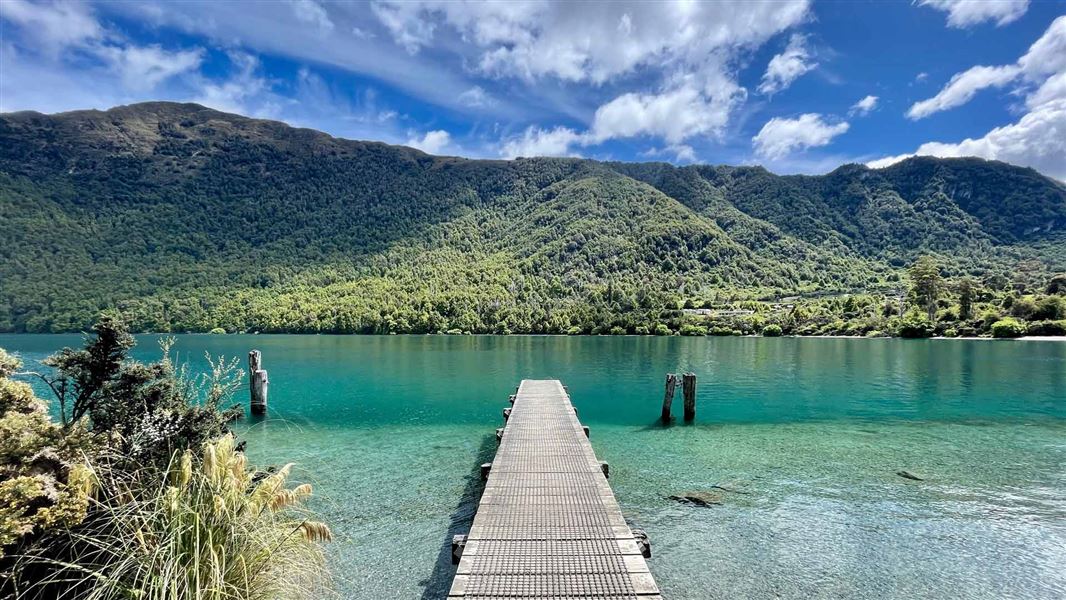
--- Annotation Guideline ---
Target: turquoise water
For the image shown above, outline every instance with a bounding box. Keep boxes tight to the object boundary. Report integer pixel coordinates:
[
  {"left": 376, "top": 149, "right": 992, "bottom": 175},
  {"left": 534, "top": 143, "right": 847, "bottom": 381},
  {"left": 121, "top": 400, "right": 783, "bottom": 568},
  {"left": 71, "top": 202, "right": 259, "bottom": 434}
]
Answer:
[{"left": 2, "top": 335, "right": 1064, "bottom": 599}]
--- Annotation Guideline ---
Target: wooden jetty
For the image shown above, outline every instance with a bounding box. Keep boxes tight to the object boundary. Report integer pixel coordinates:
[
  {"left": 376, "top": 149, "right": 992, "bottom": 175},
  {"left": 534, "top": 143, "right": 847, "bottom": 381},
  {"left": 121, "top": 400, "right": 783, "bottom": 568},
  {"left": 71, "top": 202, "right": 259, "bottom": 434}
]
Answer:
[{"left": 449, "top": 379, "right": 661, "bottom": 599}]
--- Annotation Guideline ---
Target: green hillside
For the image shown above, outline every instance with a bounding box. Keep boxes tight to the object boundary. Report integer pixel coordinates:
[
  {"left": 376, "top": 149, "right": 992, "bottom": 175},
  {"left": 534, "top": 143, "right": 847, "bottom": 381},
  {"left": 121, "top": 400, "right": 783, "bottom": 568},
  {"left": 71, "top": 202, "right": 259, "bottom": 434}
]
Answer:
[{"left": 1, "top": 102, "right": 1063, "bottom": 334}]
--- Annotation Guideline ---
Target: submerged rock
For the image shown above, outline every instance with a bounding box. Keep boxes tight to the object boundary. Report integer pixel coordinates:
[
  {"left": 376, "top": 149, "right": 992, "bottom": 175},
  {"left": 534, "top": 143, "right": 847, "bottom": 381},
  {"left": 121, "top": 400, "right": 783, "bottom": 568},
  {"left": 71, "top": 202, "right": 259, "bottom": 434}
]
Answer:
[
  {"left": 896, "top": 470, "right": 925, "bottom": 481},
  {"left": 668, "top": 491, "right": 724, "bottom": 507}
]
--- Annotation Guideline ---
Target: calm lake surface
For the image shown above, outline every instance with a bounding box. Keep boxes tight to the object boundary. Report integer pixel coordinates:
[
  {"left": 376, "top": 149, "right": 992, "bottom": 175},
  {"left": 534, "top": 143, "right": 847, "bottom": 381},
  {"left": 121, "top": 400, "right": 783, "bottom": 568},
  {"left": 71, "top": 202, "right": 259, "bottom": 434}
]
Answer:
[{"left": 2, "top": 334, "right": 1064, "bottom": 599}]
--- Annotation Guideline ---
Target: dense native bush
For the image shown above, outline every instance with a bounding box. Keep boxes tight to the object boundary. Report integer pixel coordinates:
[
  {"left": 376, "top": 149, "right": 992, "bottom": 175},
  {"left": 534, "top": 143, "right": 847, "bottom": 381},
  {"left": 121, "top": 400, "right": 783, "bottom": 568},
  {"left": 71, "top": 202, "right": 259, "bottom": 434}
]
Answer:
[
  {"left": 762, "top": 324, "right": 783, "bottom": 337},
  {"left": 0, "top": 317, "right": 333, "bottom": 599},
  {"left": 991, "top": 317, "right": 1027, "bottom": 338},
  {"left": 897, "top": 311, "right": 935, "bottom": 338},
  {"left": 2, "top": 106, "right": 1064, "bottom": 337},
  {"left": 1027, "top": 320, "right": 1066, "bottom": 336},
  {"left": 679, "top": 324, "right": 707, "bottom": 336}
]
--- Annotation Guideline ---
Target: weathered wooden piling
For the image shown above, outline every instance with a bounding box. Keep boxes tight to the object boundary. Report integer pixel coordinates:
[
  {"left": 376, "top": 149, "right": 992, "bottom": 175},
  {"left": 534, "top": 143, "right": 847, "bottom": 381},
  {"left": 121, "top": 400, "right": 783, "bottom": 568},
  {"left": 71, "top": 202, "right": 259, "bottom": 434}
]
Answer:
[
  {"left": 248, "top": 350, "right": 268, "bottom": 415},
  {"left": 632, "top": 528, "right": 652, "bottom": 558},
  {"left": 451, "top": 535, "right": 467, "bottom": 565},
  {"left": 682, "top": 372, "right": 697, "bottom": 421},
  {"left": 661, "top": 373, "right": 677, "bottom": 422}
]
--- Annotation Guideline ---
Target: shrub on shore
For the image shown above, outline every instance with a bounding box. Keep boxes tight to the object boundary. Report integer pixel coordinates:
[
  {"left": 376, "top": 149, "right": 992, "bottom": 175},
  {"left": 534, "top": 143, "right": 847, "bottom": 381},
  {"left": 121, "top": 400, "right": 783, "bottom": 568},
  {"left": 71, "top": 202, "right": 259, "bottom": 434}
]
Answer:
[
  {"left": 991, "top": 317, "right": 1027, "bottom": 338},
  {"left": 0, "top": 317, "right": 333, "bottom": 599},
  {"left": 1026, "top": 319, "right": 1066, "bottom": 336},
  {"left": 897, "top": 311, "right": 934, "bottom": 338},
  {"left": 679, "top": 324, "right": 707, "bottom": 336}
]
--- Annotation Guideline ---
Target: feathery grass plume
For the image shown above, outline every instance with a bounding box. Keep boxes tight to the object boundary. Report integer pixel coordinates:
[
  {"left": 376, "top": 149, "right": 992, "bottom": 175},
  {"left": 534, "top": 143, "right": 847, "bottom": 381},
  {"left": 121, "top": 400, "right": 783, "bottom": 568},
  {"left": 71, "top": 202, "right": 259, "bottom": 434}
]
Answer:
[{"left": 9, "top": 435, "right": 333, "bottom": 600}]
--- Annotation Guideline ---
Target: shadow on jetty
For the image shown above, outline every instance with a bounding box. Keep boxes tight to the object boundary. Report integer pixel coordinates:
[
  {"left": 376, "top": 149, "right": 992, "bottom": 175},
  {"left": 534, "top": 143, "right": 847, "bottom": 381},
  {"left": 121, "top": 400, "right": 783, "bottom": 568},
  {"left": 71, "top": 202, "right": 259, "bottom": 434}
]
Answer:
[{"left": 419, "top": 433, "right": 496, "bottom": 600}]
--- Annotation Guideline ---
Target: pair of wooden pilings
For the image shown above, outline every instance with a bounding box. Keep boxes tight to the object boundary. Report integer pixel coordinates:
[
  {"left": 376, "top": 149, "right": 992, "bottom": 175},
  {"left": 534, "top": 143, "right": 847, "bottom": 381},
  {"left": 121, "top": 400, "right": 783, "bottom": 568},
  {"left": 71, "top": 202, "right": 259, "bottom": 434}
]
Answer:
[
  {"left": 248, "top": 350, "right": 268, "bottom": 415},
  {"left": 661, "top": 372, "right": 696, "bottom": 423}
]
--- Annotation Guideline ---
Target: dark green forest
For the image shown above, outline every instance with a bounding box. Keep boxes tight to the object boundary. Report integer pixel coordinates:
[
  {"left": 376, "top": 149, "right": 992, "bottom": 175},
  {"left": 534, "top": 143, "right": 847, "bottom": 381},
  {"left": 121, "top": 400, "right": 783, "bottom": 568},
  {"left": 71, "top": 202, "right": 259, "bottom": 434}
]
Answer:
[{"left": 1, "top": 102, "right": 1064, "bottom": 336}]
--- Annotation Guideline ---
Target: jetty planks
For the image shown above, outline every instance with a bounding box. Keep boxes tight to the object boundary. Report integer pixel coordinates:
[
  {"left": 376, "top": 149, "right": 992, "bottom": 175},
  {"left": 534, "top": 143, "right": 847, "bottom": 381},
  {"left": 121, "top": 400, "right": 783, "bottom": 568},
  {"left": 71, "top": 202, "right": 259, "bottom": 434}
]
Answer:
[{"left": 449, "top": 379, "right": 661, "bottom": 599}]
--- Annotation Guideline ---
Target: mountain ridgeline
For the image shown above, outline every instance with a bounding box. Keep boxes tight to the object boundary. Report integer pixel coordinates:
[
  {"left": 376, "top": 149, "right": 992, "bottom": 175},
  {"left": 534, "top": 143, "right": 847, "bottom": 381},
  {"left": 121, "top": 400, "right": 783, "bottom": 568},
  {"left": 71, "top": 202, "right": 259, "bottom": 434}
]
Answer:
[{"left": 1, "top": 102, "right": 1064, "bottom": 334}]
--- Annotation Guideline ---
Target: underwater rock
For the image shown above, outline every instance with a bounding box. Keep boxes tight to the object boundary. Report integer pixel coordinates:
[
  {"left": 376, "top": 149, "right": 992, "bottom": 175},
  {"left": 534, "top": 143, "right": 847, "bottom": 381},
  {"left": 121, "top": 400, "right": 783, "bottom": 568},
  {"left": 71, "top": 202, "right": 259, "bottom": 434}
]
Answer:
[{"left": 668, "top": 491, "right": 723, "bottom": 507}]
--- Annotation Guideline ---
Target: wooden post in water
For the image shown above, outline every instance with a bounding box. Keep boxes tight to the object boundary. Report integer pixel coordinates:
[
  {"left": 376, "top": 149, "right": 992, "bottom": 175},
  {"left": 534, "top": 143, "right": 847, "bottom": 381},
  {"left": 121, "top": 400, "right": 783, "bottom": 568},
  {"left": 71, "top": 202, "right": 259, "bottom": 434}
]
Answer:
[
  {"left": 682, "top": 372, "right": 697, "bottom": 421},
  {"left": 661, "top": 373, "right": 677, "bottom": 422},
  {"left": 248, "top": 350, "right": 268, "bottom": 415}
]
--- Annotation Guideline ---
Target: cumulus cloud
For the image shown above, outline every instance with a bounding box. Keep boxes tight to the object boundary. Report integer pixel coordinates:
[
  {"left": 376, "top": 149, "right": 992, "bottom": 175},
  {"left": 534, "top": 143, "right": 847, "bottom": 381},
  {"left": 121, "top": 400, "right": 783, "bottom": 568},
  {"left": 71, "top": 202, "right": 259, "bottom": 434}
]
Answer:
[
  {"left": 499, "top": 126, "right": 583, "bottom": 158},
  {"left": 397, "top": 1, "right": 809, "bottom": 158},
  {"left": 876, "top": 16, "right": 1066, "bottom": 181},
  {"left": 849, "top": 95, "right": 879, "bottom": 116},
  {"left": 371, "top": 0, "right": 810, "bottom": 155},
  {"left": 907, "top": 64, "right": 1020, "bottom": 119},
  {"left": 371, "top": 1, "right": 811, "bottom": 84},
  {"left": 908, "top": 16, "right": 1066, "bottom": 119},
  {"left": 919, "top": 0, "right": 1029, "bottom": 28},
  {"left": 752, "top": 114, "right": 849, "bottom": 159},
  {"left": 498, "top": 70, "right": 747, "bottom": 158},
  {"left": 589, "top": 79, "right": 745, "bottom": 145},
  {"left": 1017, "top": 16, "right": 1066, "bottom": 79},
  {"left": 406, "top": 129, "right": 452, "bottom": 154},
  {"left": 868, "top": 98, "right": 1066, "bottom": 180},
  {"left": 758, "top": 34, "right": 817, "bottom": 96}
]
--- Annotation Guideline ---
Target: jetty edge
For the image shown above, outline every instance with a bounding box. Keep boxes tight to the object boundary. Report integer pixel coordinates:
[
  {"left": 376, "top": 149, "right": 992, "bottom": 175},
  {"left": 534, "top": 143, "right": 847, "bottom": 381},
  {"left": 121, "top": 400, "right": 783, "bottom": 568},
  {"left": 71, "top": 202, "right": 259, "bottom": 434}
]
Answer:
[{"left": 449, "top": 379, "right": 661, "bottom": 599}]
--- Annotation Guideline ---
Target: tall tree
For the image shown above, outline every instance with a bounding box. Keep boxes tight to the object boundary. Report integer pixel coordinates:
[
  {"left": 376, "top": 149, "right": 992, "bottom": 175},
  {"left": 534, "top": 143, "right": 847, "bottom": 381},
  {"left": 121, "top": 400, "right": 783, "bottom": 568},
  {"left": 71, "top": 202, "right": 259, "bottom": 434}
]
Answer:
[
  {"left": 957, "top": 277, "right": 978, "bottom": 320},
  {"left": 909, "top": 256, "right": 943, "bottom": 321}
]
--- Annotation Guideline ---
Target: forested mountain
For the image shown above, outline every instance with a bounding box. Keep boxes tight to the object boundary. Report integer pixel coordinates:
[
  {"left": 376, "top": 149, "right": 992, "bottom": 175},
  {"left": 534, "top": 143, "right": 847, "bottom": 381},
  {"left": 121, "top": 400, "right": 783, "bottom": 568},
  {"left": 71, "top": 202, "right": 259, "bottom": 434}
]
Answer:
[{"left": 1, "top": 102, "right": 1063, "bottom": 334}]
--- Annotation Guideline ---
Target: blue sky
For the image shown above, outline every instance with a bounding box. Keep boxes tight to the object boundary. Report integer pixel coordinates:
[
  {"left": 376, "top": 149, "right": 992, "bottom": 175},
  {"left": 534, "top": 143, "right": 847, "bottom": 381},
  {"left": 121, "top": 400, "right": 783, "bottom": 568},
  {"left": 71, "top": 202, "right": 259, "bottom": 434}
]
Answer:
[{"left": 2, "top": 0, "right": 1064, "bottom": 179}]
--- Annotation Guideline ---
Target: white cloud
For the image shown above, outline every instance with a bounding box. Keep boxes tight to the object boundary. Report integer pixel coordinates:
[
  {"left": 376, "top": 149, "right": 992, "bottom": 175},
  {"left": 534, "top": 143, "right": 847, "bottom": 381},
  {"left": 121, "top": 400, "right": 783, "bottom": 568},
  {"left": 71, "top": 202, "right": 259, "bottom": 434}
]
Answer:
[
  {"left": 191, "top": 52, "right": 274, "bottom": 117},
  {"left": 500, "top": 126, "right": 583, "bottom": 158},
  {"left": 642, "top": 144, "right": 697, "bottom": 163},
  {"left": 849, "top": 95, "right": 879, "bottom": 116},
  {"left": 868, "top": 98, "right": 1066, "bottom": 181},
  {"left": 406, "top": 129, "right": 452, "bottom": 154},
  {"left": 98, "top": 44, "right": 204, "bottom": 91},
  {"left": 907, "top": 16, "right": 1066, "bottom": 119},
  {"left": 0, "top": 0, "right": 102, "bottom": 53},
  {"left": 589, "top": 80, "right": 744, "bottom": 144},
  {"left": 496, "top": 71, "right": 746, "bottom": 158},
  {"left": 1027, "top": 71, "right": 1066, "bottom": 109},
  {"left": 877, "top": 16, "right": 1066, "bottom": 181},
  {"left": 1017, "top": 15, "right": 1066, "bottom": 79},
  {"left": 288, "top": 0, "right": 334, "bottom": 31},
  {"left": 758, "top": 33, "right": 817, "bottom": 96},
  {"left": 0, "top": 0, "right": 202, "bottom": 94},
  {"left": 371, "top": 1, "right": 811, "bottom": 84},
  {"left": 114, "top": 1, "right": 523, "bottom": 120},
  {"left": 907, "top": 64, "right": 1021, "bottom": 119},
  {"left": 370, "top": 1, "right": 436, "bottom": 54},
  {"left": 866, "top": 154, "right": 914, "bottom": 170},
  {"left": 752, "top": 113, "right": 849, "bottom": 159},
  {"left": 919, "top": 0, "right": 1029, "bottom": 28},
  {"left": 458, "top": 86, "right": 493, "bottom": 108}
]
